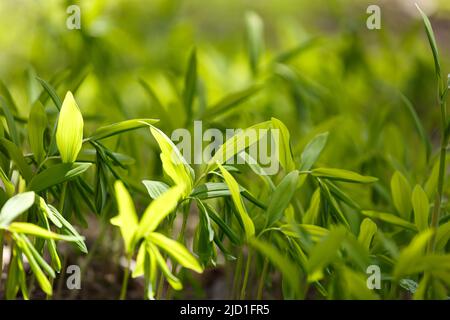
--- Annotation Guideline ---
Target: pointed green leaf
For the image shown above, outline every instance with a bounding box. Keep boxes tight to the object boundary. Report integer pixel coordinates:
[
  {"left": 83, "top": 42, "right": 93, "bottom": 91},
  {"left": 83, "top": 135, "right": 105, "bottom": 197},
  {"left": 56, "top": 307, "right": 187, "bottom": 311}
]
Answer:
[
  {"left": 412, "top": 185, "right": 429, "bottom": 231},
  {"left": 183, "top": 48, "right": 197, "bottom": 120},
  {"left": 266, "top": 170, "right": 299, "bottom": 226},
  {"left": 0, "top": 192, "right": 35, "bottom": 227},
  {"left": 217, "top": 163, "right": 255, "bottom": 239},
  {"left": 147, "top": 232, "right": 203, "bottom": 273},
  {"left": 86, "top": 119, "right": 158, "bottom": 141},
  {"left": 311, "top": 168, "right": 378, "bottom": 184},
  {"left": 7, "top": 222, "right": 82, "bottom": 242},
  {"left": 391, "top": 171, "right": 412, "bottom": 220},
  {"left": 56, "top": 91, "right": 83, "bottom": 163},
  {"left": 137, "top": 184, "right": 184, "bottom": 238},
  {"left": 206, "top": 120, "right": 272, "bottom": 172},
  {"left": 28, "top": 163, "right": 92, "bottom": 192},
  {"left": 416, "top": 4, "right": 441, "bottom": 78},
  {"left": 358, "top": 218, "right": 378, "bottom": 250},
  {"left": 362, "top": 210, "right": 417, "bottom": 231},
  {"left": 394, "top": 230, "right": 433, "bottom": 278},
  {"left": 149, "top": 242, "right": 182, "bottom": 290},
  {"left": 142, "top": 180, "right": 170, "bottom": 200},
  {"left": 300, "top": 132, "right": 329, "bottom": 171},
  {"left": 28, "top": 102, "right": 48, "bottom": 165},
  {"left": 150, "top": 126, "right": 194, "bottom": 195},
  {"left": 111, "top": 180, "right": 138, "bottom": 253}
]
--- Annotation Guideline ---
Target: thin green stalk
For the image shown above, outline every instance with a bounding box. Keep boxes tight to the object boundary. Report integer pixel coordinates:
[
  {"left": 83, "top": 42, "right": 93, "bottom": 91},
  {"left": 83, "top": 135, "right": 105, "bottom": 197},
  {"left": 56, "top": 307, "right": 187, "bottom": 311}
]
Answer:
[
  {"left": 239, "top": 249, "right": 252, "bottom": 300},
  {"left": 119, "top": 253, "right": 132, "bottom": 300},
  {"left": 53, "top": 182, "right": 68, "bottom": 299},
  {"left": 231, "top": 251, "right": 243, "bottom": 299},
  {"left": 156, "top": 271, "right": 165, "bottom": 299},
  {"left": 429, "top": 84, "right": 448, "bottom": 252},
  {"left": 55, "top": 255, "right": 68, "bottom": 298},
  {"left": 256, "top": 257, "right": 268, "bottom": 300}
]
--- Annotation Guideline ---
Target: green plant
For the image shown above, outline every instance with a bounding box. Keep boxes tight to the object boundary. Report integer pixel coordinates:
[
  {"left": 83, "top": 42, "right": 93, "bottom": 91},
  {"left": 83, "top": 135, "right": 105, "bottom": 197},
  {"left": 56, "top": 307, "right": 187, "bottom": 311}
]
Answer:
[{"left": 0, "top": 2, "right": 449, "bottom": 301}]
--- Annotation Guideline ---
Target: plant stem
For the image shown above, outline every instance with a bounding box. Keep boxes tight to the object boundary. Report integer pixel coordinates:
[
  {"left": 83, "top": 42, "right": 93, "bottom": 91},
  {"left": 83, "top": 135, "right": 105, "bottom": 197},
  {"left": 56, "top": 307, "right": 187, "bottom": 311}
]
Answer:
[
  {"left": 256, "top": 257, "right": 268, "bottom": 300},
  {"left": 156, "top": 271, "right": 165, "bottom": 299},
  {"left": 429, "top": 85, "right": 448, "bottom": 252},
  {"left": 59, "top": 182, "right": 68, "bottom": 213},
  {"left": 231, "top": 250, "right": 243, "bottom": 299},
  {"left": 119, "top": 253, "right": 132, "bottom": 300},
  {"left": 239, "top": 249, "right": 252, "bottom": 300}
]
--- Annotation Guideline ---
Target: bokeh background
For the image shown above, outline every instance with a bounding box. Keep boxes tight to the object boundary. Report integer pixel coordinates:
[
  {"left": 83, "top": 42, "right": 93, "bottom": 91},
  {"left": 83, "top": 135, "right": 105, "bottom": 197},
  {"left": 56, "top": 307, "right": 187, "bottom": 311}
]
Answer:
[{"left": 1, "top": 0, "right": 449, "bottom": 298}]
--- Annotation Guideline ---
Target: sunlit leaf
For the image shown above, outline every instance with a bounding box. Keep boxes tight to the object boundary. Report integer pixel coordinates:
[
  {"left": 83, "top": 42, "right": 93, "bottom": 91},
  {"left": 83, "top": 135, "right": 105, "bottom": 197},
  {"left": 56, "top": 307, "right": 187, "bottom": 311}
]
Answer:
[
  {"left": 391, "top": 171, "right": 412, "bottom": 220},
  {"left": 217, "top": 163, "right": 255, "bottom": 239},
  {"left": 147, "top": 232, "right": 203, "bottom": 273},
  {"left": 111, "top": 180, "right": 138, "bottom": 253},
  {"left": 412, "top": 185, "right": 429, "bottom": 231},
  {"left": 311, "top": 168, "right": 378, "bottom": 184},
  {"left": 56, "top": 91, "right": 83, "bottom": 163},
  {"left": 0, "top": 192, "right": 35, "bottom": 227}
]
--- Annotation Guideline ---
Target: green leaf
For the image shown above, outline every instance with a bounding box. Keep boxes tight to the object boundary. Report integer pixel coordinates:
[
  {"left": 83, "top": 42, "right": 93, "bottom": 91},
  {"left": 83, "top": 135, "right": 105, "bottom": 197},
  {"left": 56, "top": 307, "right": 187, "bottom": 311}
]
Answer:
[
  {"left": 36, "top": 77, "right": 62, "bottom": 110},
  {"left": 111, "top": 180, "right": 138, "bottom": 253},
  {"left": 28, "top": 102, "right": 48, "bottom": 164},
  {"left": 416, "top": 4, "right": 441, "bottom": 78},
  {"left": 40, "top": 211, "right": 61, "bottom": 271},
  {"left": 425, "top": 160, "right": 439, "bottom": 199},
  {"left": 137, "top": 184, "right": 184, "bottom": 238},
  {"left": 311, "top": 168, "right": 378, "bottom": 184},
  {"left": 266, "top": 170, "right": 299, "bottom": 226},
  {"left": 280, "top": 223, "right": 329, "bottom": 242},
  {"left": 394, "top": 230, "right": 433, "bottom": 279},
  {"left": 38, "top": 197, "right": 62, "bottom": 228},
  {"left": 217, "top": 163, "right": 255, "bottom": 239},
  {"left": 150, "top": 126, "right": 194, "bottom": 195},
  {"left": 7, "top": 222, "right": 82, "bottom": 241},
  {"left": 303, "top": 188, "right": 321, "bottom": 224},
  {"left": 13, "top": 233, "right": 52, "bottom": 295},
  {"left": 21, "top": 233, "right": 56, "bottom": 278},
  {"left": 337, "top": 266, "right": 379, "bottom": 300},
  {"left": 0, "top": 138, "right": 33, "bottom": 181},
  {"left": 149, "top": 242, "right": 183, "bottom": 290},
  {"left": 412, "top": 185, "right": 429, "bottom": 231},
  {"left": 183, "top": 48, "right": 197, "bottom": 120},
  {"left": 245, "top": 11, "right": 264, "bottom": 74},
  {"left": 306, "top": 226, "right": 347, "bottom": 282},
  {"left": 86, "top": 119, "right": 158, "bottom": 141},
  {"left": 358, "top": 218, "right": 378, "bottom": 250},
  {"left": 0, "top": 192, "right": 35, "bottom": 227},
  {"left": 271, "top": 118, "right": 295, "bottom": 172},
  {"left": 390, "top": 171, "right": 412, "bottom": 220},
  {"left": 28, "top": 162, "right": 92, "bottom": 192},
  {"left": 435, "top": 221, "right": 450, "bottom": 251},
  {"left": 201, "top": 202, "right": 240, "bottom": 245},
  {"left": 142, "top": 180, "right": 170, "bottom": 200},
  {"left": 147, "top": 232, "right": 203, "bottom": 273},
  {"left": 318, "top": 180, "right": 350, "bottom": 228},
  {"left": 361, "top": 210, "right": 417, "bottom": 231},
  {"left": 300, "top": 132, "right": 329, "bottom": 171},
  {"left": 206, "top": 120, "right": 272, "bottom": 172},
  {"left": 0, "top": 166, "right": 14, "bottom": 197},
  {"left": 56, "top": 91, "right": 84, "bottom": 163},
  {"left": 201, "top": 86, "right": 261, "bottom": 120},
  {"left": 191, "top": 182, "right": 266, "bottom": 209},
  {"left": 49, "top": 204, "right": 87, "bottom": 253},
  {"left": 0, "top": 97, "right": 19, "bottom": 145},
  {"left": 399, "top": 94, "right": 431, "bottom": 160},
  {"left": 249, "top": 237, "right": 300, "bottom": 294}
]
